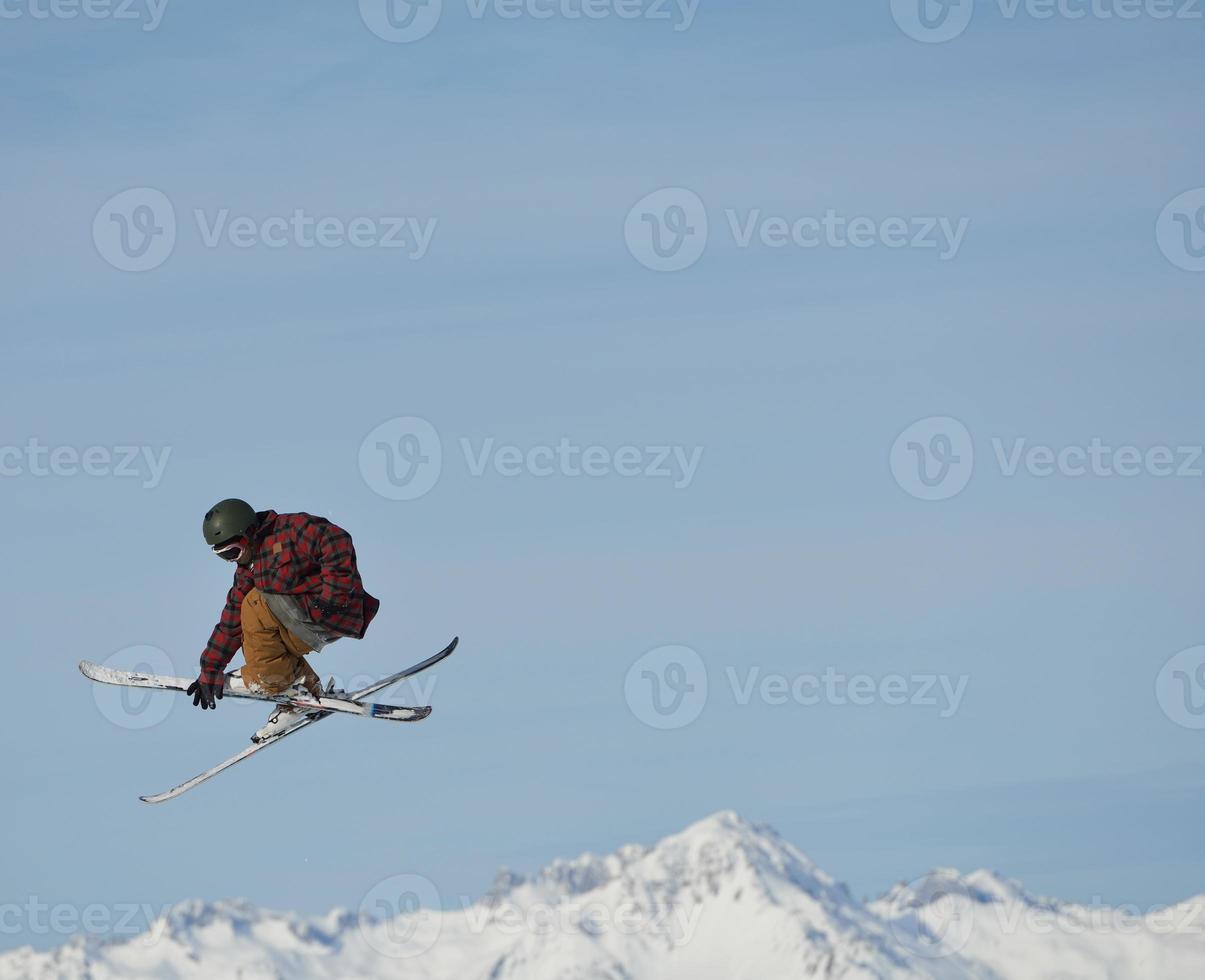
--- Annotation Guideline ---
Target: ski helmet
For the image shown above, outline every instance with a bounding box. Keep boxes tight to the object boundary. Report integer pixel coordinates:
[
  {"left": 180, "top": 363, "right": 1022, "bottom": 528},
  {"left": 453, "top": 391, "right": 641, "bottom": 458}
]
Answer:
[{"left": 202, "top": 498, "right": 257, "bottom": 548}]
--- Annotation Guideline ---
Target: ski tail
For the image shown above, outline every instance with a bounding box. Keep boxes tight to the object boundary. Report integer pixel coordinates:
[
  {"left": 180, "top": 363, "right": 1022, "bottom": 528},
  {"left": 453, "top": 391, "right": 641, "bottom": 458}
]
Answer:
[
  {"left": 357, "top": 636, "right": 459, "bottom": 698},
  {"left": 137, "top": 636, "right": 459, "bottom": 804}
]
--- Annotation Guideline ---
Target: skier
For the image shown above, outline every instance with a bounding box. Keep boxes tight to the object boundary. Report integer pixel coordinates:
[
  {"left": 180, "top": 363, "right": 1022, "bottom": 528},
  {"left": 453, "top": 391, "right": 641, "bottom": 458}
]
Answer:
[{"left": 188, "top": 499, "right": 380, "bottom": 738}]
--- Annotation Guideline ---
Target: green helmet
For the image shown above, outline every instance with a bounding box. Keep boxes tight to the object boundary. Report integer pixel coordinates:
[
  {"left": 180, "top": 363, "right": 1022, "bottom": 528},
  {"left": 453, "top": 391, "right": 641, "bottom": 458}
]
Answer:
[{"left": 202, "top": 498, "right": 257, "bottom": 547}]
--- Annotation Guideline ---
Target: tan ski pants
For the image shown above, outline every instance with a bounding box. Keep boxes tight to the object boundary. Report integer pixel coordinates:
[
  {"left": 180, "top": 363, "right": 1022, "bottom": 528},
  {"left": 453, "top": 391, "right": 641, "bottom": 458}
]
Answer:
[{"left": 240, "top": 588, "right": 322, "bottom": 696}]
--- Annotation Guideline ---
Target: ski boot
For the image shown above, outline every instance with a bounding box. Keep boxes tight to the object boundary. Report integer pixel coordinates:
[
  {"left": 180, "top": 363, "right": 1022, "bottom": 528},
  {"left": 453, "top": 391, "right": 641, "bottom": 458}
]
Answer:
[{"left": 251, "top": 678, "right": 336, "bottom": 744}]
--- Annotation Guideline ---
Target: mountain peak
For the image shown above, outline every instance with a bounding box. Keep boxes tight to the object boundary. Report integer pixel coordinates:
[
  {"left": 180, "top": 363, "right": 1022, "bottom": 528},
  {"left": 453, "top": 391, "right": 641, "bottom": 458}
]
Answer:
[
  {"left": 680, "top": 808, "right": 755, "bottom": 835},
  {"left": 485, "top": 810, "right": 846, "bottom": 915},
  {"left": 672, "top": 809, "right": 790, "bottom": 851},
  {"left": 872, "top": 866, "right": 1050, "bottom": 921},
  {"left": 4, "top": 813, "right": 1202, "bottom": 980}
]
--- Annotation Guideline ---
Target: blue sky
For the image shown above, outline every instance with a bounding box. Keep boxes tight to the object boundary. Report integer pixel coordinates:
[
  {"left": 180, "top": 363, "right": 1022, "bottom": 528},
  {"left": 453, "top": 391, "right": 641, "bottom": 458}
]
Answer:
[{"left": 2, "top": 0, "right": 1205, "bottom": 953}]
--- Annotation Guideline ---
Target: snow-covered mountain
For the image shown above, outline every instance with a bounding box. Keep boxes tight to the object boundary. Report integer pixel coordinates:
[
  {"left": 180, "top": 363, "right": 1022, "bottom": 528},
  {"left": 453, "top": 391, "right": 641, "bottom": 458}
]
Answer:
[{"left": 3, "top": 811, "right": 1202, "bottom": 979}]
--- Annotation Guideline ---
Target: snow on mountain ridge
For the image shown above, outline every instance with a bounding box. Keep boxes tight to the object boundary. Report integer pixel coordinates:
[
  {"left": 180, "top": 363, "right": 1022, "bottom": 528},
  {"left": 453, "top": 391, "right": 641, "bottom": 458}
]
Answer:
[
  {"left": 485, "top": 809, "right": 856, "bottom": 931},
  {"left": 2, "top": 811, "right": 1203, "bottom": 980},
  {"left": 160, "top": 896, "right": 261, "bottom": 933},
  {"left": 874, "top": 866, "right": 1050, "bottom": 920}
]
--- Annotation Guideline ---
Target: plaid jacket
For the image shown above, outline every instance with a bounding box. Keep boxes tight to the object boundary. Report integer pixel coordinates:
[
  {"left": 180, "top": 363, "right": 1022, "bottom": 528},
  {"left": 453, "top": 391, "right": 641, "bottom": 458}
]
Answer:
[{"left": 200, "top": 511, "right": 379, "bottom": 681}]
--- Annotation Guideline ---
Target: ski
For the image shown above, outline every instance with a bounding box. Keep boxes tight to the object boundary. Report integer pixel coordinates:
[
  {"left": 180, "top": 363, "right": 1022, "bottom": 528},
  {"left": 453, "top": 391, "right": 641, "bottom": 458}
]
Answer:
[
  {"left": 92, "top": 636, "right": 457, "bottom": 804},
  {"left": 80, "top": 660, "right": 431, "bottom": 723}
]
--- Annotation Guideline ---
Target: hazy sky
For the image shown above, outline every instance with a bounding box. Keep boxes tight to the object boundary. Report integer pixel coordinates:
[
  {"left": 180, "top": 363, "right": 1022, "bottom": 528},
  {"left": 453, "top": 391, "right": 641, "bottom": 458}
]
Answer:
[{"left": 2, "top": 0, "right": 1204, "bottom": 953}]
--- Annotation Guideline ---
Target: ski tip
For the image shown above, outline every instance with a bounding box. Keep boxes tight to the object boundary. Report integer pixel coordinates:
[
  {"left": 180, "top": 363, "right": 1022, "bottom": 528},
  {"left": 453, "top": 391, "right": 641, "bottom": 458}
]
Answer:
[
  {"left": 79, "top": 660, "right": 101, "bottom": 679},
  {"left": 138, "top": 795, "right": 164, "bottom": 805}
]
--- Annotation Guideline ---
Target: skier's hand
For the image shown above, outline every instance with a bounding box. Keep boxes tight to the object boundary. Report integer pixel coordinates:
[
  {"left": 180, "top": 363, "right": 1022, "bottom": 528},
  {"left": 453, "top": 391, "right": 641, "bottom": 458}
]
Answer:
[{"left": 187, "top": 672, "right": 225, "bottom": 710}]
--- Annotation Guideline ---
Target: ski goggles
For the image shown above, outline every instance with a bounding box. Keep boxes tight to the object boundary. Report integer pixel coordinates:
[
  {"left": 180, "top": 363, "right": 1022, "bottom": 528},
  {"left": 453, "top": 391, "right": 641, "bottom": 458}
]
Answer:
[{"left": 212, "top": 534, "right": 250, "bottom": 563}]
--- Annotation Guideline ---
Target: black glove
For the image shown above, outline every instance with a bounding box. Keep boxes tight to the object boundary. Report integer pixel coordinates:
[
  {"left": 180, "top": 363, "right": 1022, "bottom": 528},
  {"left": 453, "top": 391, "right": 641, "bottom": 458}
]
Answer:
[{"left": 187, "top": 673, "right": 225, "bottom": 710}]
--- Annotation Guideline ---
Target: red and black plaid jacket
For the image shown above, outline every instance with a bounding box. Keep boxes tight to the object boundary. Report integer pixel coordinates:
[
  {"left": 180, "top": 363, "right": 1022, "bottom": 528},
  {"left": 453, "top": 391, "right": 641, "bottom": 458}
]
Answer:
[{"left": 200, "top": 511, "right": 379, "bottom": 682}]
